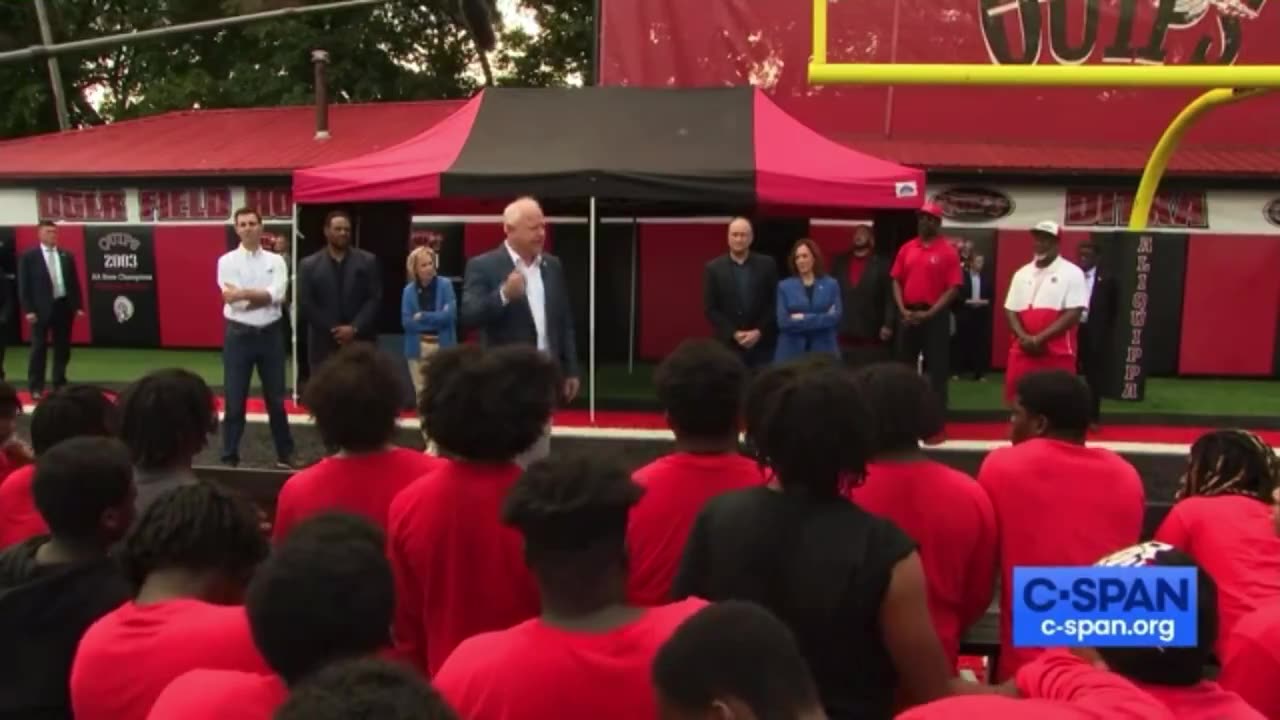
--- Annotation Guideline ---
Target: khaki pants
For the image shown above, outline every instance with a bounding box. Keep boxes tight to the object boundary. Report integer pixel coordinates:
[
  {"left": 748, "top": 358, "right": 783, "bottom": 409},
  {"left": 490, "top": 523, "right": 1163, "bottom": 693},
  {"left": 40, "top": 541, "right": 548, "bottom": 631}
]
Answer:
[{"left": 412, "top": 339, "right": 441, "bottom": 454}]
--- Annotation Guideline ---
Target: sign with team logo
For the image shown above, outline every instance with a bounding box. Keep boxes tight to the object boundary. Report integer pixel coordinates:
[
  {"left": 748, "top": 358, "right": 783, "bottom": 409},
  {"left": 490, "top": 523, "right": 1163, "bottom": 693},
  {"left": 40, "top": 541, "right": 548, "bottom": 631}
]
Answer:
[
  {"left": 935, "top": 187, "right": 1016, "bottom": 223},
  {"left": 1264, "top": 198, "right": 1280, "bottom": 227},
  {"left": 84, "top": 226, "right": 160, "bottom": 346}
]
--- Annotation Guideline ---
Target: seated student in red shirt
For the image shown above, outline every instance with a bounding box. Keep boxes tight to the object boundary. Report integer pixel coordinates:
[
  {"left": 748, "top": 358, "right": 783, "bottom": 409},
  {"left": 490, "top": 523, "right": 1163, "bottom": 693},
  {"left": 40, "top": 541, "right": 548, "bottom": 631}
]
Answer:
[
  {"left": 1218, "top": 484, "right": 1280, "bottom": 719},
  {"left": 276, "top": 658, "right": 459, "bottom": 720},
  {"left": 1153, "top": 430, "right": 1280, "bottom": 657},
  {"left": 1087, "top": 541, "right": 1263, "bottom": 719},
  {"left": 148, "top": 512, "right": 395, "bottom": 720},
  {"left": 274, "top": 344, "right": 441, "bottom": 541},
  {"left": 0, "top": 386, "right": 117, "bottom": 549},
  {"left": 435, "top": 454, "right": 706, "bottom": 720},
  {"left": 898, "top": 650, "right": 1175, "bottom": 720},
  {"left": 627, "top": 339, "right": 764, "bottom": 606},
  {"left": 70, "top": 483, "right": 270, "bottom": 720},
  {"left": 388, "top": 345, "right": 556, "bottom": 676},
  {"left": 847, "top": 362, "right": 997, "bottom": 670},
  {"left": 118, "top": 369, "right": 218, "bottom": 517},
  {"left": 1002, "top": 220, "right": 1088, "bottom": 406},
  {"left": 674, "top": 366, "right": 958, "bottom": 719},
  {"left": 977, "top": 369, "right": 1144, "bottom": 681},
  {"left": 652, "top": 600, "right": 827, "bottom": 720},
  {"left": 0, "top": 437, "right": 134, "bottom": 720},
  {"left": 0, "top": 382, "right": 33, "bottom": 482}
]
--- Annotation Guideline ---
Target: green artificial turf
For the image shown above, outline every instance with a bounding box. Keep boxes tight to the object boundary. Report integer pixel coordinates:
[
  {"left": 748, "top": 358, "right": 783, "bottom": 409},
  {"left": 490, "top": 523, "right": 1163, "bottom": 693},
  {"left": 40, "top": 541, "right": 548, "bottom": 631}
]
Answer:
[{"left": 9, "top": 348, "right": 1278, "bottom": 417}]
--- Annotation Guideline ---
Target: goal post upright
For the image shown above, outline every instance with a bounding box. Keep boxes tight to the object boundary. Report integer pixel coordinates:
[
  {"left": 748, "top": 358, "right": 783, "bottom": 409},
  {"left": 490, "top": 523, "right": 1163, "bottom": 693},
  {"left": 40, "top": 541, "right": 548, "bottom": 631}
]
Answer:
[{"left": 807, "top": 0, "right": 1278, "bottom": 229}]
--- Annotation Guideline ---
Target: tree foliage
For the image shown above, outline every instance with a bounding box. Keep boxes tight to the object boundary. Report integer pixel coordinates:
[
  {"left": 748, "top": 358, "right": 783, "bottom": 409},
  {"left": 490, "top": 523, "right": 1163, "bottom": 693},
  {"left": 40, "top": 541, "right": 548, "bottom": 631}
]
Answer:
[{"left": 0, "top": 0, "right": 592, "bottom": 140}]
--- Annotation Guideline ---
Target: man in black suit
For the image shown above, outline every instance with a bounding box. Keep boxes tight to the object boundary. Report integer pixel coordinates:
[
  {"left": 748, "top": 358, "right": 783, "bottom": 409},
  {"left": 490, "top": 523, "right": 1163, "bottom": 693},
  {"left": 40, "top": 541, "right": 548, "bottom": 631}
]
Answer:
[
  {"left": 954, "top": 253, "right": 994, "bottom": 379},
  {"left": 461, "top": 196, "right": 580, "bottom": 405},
  {"left": 1077, "top": 240, "right": 1116, "bottom": 427},
  {"left": 297, "top": 211, "right": 383, "bottom": 372},
  {"left": 830, "top": 225, "right": 895, "bottom": 368},
  {"left": 18, "top": 221, "right": 84, "bottom": 397},
  {"left": 702, "top": 217, "right": 778, "bottom": 368}
]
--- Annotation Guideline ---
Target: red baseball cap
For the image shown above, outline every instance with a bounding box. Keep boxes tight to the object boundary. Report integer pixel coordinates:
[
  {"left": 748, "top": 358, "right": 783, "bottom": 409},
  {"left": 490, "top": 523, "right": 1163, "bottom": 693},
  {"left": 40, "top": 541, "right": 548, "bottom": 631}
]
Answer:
[{"left": 919, "top": 201, "right": 944, "bottom": 218}]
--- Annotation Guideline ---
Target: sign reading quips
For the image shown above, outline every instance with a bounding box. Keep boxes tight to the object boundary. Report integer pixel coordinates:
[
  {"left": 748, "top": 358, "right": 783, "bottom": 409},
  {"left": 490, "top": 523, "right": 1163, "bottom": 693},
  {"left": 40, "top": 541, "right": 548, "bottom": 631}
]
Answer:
[{"left": 84, "top": 226, "right": 160, "bottom": 346}]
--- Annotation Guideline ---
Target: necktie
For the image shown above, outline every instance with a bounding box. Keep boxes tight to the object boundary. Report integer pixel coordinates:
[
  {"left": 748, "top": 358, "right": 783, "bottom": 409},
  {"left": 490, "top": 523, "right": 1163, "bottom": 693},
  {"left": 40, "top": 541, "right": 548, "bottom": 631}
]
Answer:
[{"left": 46, "top": 248, "right": 65, "bottom": 298}]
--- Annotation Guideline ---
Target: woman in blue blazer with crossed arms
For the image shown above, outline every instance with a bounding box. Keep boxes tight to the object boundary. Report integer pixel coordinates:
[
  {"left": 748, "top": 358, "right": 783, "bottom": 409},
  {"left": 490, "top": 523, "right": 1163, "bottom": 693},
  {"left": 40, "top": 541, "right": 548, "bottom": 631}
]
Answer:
[
  {"left": 775, "top": 238, "right": 842, "bottom": 363},
  {"left": 401, "top": 245, "right": 457, "bottom": 397}
]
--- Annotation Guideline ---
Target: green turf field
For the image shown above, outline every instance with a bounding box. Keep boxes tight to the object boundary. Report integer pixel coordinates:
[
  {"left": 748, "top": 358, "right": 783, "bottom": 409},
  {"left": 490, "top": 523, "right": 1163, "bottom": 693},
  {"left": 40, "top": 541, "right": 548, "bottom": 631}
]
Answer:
[{"left": 10, "top": 347, "right": 1279, "bottom": 418}]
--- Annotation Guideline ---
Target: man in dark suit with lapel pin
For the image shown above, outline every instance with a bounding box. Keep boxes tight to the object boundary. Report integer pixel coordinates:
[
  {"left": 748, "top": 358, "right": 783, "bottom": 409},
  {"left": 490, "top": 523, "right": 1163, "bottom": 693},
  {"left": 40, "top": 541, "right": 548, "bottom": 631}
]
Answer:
[
  {"left": 298, "top": 210, "right": 383, "bottom": 372},
  {"left": 461, "top": 197, "right": 580, "bottom": 464},
  {"left": 18, "top": 221, "right": 84, "bottom": 398},
  {"left": 702, "top": 217, "right": 779, "bottom": 369},
  {"left": 954, "top": 252, "right": 994, "bottom": 380},
  {"left": 1077, "top": 240, "right": 1116, "bottom": 428}
]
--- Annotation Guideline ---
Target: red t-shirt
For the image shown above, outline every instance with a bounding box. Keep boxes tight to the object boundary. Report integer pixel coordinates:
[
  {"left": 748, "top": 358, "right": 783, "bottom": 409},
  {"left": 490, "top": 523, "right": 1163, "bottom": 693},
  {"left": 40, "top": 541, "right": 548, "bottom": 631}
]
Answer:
[
  {"left": 1220, "top": 603, "right": 1280, "bottom": 719},
  {"left": 890, "top": 237, "right": 962, "bottom": 306},
  {"left": 146, "top": 670, "right": 286, "bottom": 720},
  {"left": 847, "top": 460, "right": 997, "bottom": 668},
  {"left": 977, "top": 439, "right": 1145, "bottom": 681},
  {"left": 898, "top": 651, "right": 1174, "bottom": 719},
  {"left": 1153, "top": 495, "right": 1280, "bottom": 657},
  {"left": 1137, "top": 680, "right": 1264, "bottom": 720},
  {"left": 846, "top": 254, "right": 870, "bottom": 286},
  {"left": 626, "top": 452, "right": 765, "bottom": 606},
  {"left": 70, "top": 599, "right": 269, "bottom": 720},
  {"left": 387, "top": 459, "right": 539, "bottom": 676},
  {"left": 0, "top": 465, "right": 47, "bottom": 549},
  {"left": 435, "top": 599, "right": 707, "bottom": 720},
  {"left": 272, "top": 448, "right": 441, "bottom": 541}
]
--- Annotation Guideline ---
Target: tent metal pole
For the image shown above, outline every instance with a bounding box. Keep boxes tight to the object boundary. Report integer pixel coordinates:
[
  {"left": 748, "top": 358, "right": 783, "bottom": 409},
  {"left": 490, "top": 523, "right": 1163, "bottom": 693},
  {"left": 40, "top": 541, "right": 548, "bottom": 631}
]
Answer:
[
  {"left": 290, "top": 203, "right": 301, "bottom": 404},
  {"left": 589, "top": 197, "right": 597, "bottom": 423},
  {"left": 628, "top": 218, "right": 636, "bottom": 374}
]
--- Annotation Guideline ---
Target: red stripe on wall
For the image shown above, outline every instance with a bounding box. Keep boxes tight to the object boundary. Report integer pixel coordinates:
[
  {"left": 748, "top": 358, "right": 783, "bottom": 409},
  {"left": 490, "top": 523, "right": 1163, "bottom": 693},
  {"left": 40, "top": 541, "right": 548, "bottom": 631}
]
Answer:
[
  {"left": 637, "top": 224, "right": 725, "bottom": 359},
  {"left": 808, "top": 225, "right": 854, "bottom": 267},
  {"left": 463, "top": 223, "right": 504, "bottom": 259},
  {"left": 1179, "top": 234, "right": 1280, "bottom": 375},
  {"left": 15, "top": 225, "right": 91, "bottom": 345},
  {"left": 154, "top": 225, "right": 226, "bottom": 348}
]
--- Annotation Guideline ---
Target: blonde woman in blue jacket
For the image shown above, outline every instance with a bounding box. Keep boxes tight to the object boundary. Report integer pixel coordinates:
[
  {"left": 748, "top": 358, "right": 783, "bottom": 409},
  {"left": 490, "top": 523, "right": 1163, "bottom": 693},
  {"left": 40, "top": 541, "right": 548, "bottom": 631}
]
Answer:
[
  {"left": 775, "top": 238, "right": 842, "bottom": 363},
  {"left": 401, "top": 246, "right": 457, "bottom": 398}
]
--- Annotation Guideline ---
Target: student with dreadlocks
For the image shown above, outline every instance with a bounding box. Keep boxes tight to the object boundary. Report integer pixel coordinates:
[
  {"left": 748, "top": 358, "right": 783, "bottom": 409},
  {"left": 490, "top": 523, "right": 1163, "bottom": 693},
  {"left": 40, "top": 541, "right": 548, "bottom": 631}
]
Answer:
[
  {"left": 1220, "top": 478, "right": 1280, "bottom": 717},
  {"left": 434, "top": 454, "right": 705, "bottom": 720},
  {"left": 847, "top": 362, "right": 997, "bottom": 671},
  {"left": 1153, "top": 429, "right": 1280, "bottom": 658},
  {"left": 69, "top": 483, "right": 270, "bottom": 720},
  {"left": 673, "top": 366, "right": 956, "bottom": 718},
  {"left": 146, "top": 513, "right": 396, "bottom": 720},
  {"left": 118, "top": 369, "right": 218, "bottom": 516},
  {"left": 0, "top": 385, "right": 117, "bottom": 549},
  {"left": 387, "top": 344, "right": 556, "bottom": 676},
  {"left": 0, "top": 437, "right": 134, "bottom": 720}
]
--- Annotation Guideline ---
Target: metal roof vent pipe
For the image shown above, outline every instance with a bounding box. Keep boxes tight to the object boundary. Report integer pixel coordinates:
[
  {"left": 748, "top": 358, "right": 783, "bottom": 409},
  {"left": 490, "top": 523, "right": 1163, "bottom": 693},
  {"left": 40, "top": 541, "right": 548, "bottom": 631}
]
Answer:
[{"left": 312, "top": 49, "right": 331, "bottom": 141}]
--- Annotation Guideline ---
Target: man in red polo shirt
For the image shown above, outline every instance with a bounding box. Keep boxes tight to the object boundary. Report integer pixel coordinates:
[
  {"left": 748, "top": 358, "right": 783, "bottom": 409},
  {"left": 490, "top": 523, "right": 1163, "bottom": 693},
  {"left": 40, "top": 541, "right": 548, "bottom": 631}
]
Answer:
[
  {"left": 891, "top": 202, "right": 962, "bottom": 409},
  {"left": 1003, "top": 220, "right": 1088, "bottom": 405}
]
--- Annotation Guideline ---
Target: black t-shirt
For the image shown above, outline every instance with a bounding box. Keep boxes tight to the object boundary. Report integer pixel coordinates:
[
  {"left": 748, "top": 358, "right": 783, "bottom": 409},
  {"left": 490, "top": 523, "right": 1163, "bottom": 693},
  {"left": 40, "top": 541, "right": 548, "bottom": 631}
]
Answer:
[{"left": 672, "top": 486, "right": 916, "bottom": 720}]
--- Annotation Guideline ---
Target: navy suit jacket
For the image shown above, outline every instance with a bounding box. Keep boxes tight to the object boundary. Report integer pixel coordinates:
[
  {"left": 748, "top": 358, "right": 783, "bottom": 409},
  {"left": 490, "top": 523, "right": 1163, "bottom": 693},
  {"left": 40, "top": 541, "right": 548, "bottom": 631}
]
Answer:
[
  {"left": 18, "top": 246, "right": 82, "bottom": 320},
  {"left": 460, "top": 244, "right": 579, "bottom": 377},
  {"left": 774, "top": 275, "right": 841, "bottom": 361}
]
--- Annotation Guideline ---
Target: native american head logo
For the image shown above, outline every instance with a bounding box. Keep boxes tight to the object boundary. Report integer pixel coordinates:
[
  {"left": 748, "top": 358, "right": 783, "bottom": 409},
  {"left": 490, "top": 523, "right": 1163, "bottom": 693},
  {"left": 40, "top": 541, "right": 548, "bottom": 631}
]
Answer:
[{"left": 112, "top": 296, "right": 135, "bottom": 324}]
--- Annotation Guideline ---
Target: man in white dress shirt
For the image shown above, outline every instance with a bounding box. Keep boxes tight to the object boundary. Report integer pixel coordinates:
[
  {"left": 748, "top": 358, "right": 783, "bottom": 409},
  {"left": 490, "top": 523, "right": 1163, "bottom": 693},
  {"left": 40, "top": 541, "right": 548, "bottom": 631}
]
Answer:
[{"left": 217, "top": 207, "right": 297, "bottom": 469}]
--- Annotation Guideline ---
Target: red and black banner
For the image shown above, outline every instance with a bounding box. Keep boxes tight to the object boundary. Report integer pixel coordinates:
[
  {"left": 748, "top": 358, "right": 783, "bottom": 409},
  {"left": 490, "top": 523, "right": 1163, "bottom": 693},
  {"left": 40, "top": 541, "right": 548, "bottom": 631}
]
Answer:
[{"left": 84, "top": 225, "right": 161, "bottom": 347}]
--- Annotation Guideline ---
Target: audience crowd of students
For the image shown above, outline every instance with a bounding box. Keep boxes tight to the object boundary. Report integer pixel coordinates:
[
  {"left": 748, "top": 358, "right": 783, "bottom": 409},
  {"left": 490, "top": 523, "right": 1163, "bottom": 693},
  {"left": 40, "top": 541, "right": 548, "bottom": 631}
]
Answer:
[{"left": 0, "top": 333, "right": 1276, "bottom": 720}]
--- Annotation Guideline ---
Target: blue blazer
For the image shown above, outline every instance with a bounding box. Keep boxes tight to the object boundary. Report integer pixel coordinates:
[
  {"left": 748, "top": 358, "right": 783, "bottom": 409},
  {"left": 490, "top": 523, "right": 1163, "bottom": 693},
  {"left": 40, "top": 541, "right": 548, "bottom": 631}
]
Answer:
[
  {"left": 774, "top": 275, "right": 842, "bottom": 362},
  {"left": 401, "top": 279, "right": 458, "bottom": 358}
]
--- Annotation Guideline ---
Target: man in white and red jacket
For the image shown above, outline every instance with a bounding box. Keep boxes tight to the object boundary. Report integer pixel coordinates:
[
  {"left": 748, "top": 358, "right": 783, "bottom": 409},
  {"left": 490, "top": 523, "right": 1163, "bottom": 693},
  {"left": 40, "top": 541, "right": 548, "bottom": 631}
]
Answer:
[{"left": 1003, "top": 220, "right": 1089, "bottom": 405}]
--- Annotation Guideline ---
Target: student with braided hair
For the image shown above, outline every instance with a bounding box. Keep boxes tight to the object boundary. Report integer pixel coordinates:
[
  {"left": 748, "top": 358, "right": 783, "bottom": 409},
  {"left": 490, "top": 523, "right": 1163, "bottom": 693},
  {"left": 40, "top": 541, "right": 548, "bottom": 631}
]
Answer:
[
  {"left": 70, "top": 483, "right": 270, "bottom": 720},
  {"left": 434, "top": 454, "right": 704, "bottom": 720},
  {"left": 1154, "top": 429, "right": 1280, "bottom": 657}
]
